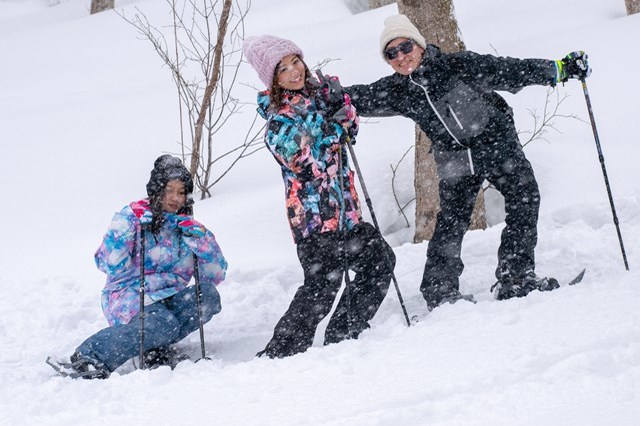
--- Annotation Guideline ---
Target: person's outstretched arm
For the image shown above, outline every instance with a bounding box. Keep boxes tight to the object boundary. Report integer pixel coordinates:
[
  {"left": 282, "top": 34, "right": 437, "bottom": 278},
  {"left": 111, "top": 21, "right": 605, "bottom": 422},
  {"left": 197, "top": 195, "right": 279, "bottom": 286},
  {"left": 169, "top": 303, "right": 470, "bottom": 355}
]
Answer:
[{"left": 344, "top": 76, "right": 401, "bottom": 118}]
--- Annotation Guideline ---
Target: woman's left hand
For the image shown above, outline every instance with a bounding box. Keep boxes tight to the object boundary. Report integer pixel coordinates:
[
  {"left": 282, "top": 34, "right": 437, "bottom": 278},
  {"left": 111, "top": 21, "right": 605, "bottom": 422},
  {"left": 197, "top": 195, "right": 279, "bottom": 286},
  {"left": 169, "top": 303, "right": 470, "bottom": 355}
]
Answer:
[
  {"left": 179, "top": 218, "right": 206, "bottom": 238},
  {"left": 169, "top": 214, "right": 206, "bottom": 238}
]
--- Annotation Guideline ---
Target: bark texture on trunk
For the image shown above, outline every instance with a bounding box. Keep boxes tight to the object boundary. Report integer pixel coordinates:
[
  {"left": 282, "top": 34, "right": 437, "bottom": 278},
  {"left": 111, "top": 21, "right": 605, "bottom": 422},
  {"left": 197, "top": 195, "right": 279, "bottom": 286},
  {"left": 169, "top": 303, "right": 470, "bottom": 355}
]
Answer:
[
  {"left": 90, "top": 0, "right": 114, "bottom": 14},
  {"left": 626, "top": 0, "right": 640, "bottom": 15}
]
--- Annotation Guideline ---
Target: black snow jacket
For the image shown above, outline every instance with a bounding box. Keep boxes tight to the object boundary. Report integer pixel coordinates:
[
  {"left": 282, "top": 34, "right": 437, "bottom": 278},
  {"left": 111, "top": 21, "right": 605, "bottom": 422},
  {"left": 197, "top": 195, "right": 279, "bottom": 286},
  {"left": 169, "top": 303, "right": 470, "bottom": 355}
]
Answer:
[{"left": 346, "top": 45, "right": 557, "bottom": 152}]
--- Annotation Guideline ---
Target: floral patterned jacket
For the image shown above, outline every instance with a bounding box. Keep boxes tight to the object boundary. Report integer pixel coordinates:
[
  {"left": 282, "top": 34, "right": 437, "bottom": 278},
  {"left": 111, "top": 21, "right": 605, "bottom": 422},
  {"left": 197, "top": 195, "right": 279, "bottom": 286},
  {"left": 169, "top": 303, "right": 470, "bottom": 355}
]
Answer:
[
  {"left": 257, "top": 82, "right": 363, "bottom": 243},
  {"left": 95, "top": 199, "right": 227, "bottom": 326}
]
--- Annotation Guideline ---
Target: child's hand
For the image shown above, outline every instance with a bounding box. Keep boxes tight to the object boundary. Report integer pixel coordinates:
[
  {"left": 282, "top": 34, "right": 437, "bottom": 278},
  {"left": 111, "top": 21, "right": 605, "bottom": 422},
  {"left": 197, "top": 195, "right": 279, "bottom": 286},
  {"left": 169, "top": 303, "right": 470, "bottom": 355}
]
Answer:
[{"left": 176, "top": 216, "right": 206, "bottom": 238}]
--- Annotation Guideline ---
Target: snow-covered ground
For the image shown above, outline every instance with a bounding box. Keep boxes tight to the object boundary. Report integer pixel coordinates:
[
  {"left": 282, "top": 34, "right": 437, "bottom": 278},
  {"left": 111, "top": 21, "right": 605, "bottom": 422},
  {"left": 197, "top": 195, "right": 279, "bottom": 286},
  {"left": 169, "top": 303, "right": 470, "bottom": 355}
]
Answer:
[{"left": 1, "top": 0, "right": 639, "bottom": 424}]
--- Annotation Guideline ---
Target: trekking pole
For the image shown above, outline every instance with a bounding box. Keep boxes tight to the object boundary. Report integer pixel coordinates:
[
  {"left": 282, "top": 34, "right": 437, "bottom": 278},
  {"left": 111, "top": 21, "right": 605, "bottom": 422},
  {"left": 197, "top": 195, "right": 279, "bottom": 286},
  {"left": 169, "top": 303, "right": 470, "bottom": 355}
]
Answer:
[
  {"left": 345, "top": 138, "right": 411, "bottom": 326},
  {"left": 139, "top": 226, "right": 147, "bottom": 369},
  {"left": 580, "top": 78, "right": 629, "bottom": 270},
  {"left": 192, "top": 254, "right": 210, "bottom": 360},
  {"left": 338, "top": 145, "right": 356, "bottom": 339}
]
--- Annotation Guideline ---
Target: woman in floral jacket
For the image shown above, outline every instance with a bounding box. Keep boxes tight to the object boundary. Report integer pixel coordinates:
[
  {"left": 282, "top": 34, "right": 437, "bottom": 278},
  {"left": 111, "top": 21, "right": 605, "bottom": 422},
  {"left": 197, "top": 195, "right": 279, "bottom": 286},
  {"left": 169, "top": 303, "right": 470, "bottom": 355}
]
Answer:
[
  {"left": 50, "top": 155, "right": 227, "bottom": 378},
  {"left": 244, "top": 35, "right": 396, "bottom": 358}
]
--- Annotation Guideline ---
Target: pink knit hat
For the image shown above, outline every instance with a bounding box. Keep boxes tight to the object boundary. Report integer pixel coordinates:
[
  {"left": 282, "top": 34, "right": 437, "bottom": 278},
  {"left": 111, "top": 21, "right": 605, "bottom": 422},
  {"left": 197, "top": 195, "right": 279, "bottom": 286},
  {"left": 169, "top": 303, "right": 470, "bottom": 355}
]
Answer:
[{"left": 243, "top": 35, "right": 304, "bottom": 88}]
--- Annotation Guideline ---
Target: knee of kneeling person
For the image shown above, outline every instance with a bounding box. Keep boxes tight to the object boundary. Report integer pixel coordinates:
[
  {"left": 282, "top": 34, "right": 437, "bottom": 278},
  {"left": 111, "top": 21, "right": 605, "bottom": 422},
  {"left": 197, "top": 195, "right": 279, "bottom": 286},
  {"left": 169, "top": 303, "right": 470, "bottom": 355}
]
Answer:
[
  {"left": 146, "top": 306, "right": 183, "bottom": 342},
  {"left": 200, "top": 284, "right": 222, "bottom": 321}
]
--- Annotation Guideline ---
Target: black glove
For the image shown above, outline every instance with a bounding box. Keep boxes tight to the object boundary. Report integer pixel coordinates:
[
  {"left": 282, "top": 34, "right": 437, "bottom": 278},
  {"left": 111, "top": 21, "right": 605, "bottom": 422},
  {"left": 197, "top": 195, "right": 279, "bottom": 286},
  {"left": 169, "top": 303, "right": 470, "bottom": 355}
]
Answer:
[
  {"left": 331, "top": 105, "right": 350, "bottom": 122},
  {"left": 318, "top": 110, "right": 356, "bottom": 145},
  {"left": 308, "top": 69, "right": 345, "bottom": 115},
  {"left": 334, "top": 106, "right": 357, "bottom": 145},
  {"left": 555, "top": 51, "right": 591, "bottom": 83}
]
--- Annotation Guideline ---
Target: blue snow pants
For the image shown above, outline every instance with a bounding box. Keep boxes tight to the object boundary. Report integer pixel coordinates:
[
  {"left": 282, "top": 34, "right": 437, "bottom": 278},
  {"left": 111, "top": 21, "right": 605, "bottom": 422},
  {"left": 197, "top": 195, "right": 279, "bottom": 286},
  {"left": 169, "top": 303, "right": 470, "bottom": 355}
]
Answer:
[{"left": 76, "top": 284, "right": 221, "bottom": 372}]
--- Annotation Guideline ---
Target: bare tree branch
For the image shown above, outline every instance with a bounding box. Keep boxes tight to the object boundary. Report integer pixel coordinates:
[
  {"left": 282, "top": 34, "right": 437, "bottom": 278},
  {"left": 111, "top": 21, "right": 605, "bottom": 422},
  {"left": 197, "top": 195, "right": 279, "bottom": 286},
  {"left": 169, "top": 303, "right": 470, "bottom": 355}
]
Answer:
[
  {"left": 119, "top": 0, "right": 255, "bottom": 199},
  {"left": 518, "top": 88, "right": 583, "bottom": 148},
  {"left": 191, "top": 0, "right": 233, "bottom": 176},
  {"left": 390, "top": 145, "right": 415, "bottom": 228}
]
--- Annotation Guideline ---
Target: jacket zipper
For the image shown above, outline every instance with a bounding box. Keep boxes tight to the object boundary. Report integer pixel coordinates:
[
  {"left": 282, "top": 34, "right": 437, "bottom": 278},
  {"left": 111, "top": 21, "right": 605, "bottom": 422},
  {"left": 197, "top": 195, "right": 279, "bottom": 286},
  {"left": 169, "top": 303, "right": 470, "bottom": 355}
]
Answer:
[
  {"left": 409, "top": 76, "right": 475, "bottom": 175},
  {"left": 447, "top": 104, "right": 464, "bottom": 130}
]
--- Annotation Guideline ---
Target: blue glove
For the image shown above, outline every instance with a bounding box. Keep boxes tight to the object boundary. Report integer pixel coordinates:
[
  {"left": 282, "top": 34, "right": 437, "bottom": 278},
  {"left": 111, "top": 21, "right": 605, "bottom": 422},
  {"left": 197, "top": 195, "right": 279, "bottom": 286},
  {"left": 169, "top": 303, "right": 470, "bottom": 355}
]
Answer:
[
  {"left": 555, "top": 51, "right": 591, "bottom": 83},
  {"left": 175, "top": 215, "right": 206, "bottom": 238}
]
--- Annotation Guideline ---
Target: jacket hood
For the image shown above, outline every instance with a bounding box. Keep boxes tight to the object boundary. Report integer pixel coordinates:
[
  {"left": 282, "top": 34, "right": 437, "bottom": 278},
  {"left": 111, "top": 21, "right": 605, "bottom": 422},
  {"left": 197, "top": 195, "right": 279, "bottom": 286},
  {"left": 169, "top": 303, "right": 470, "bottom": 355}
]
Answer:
[
  {"left": 257, "top": 91, "right": 271, "bottom": 119},
  {"left": 423, "top": 44, "right": 441, "bottom": 60},
  {"left": 256, "top": 88, "right": 314, "bottom": 119}
]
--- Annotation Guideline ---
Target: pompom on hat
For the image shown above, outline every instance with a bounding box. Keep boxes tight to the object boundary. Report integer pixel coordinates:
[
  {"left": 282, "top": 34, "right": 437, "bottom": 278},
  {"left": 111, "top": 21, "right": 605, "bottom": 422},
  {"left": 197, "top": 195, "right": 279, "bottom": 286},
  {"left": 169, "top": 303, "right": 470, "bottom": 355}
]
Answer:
[
  {"left": 379, "top": 14, "right": 427, "bottom": 62},
  {"left": 146, "top": 154, "right": 193, "bottom": 198},
  {"left": 243, "top": 35, "right": 304, "bottom": 87}
]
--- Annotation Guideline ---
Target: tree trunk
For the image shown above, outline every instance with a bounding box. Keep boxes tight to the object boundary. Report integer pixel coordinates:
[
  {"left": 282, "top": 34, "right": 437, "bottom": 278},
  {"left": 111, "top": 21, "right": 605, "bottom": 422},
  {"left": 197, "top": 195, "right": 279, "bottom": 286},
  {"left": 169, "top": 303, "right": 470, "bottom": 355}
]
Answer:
[
  {"left": 190, "top": 0, "right": 233, "bottom": 178},
  {"left": 90, "top": 0, "right": 114, "bottom": 14},
  {"left": 344, "top": 0, "right": 396, "bottom": 13},
  {"left": 397, "top": 0, "right": 486, "bottom": 243},
  {"left": 626, "top": 0, "right": 640, "bottom": 15}
]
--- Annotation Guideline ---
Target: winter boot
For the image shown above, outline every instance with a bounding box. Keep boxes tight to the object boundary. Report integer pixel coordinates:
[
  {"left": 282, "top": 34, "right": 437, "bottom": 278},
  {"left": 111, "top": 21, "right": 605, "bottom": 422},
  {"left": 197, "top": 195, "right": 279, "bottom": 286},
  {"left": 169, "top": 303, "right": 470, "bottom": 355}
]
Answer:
[
  {"left": 256, "top": 340, "right": 290, "bottom": 359},
  {"left": 422, "top": 280, "right": 476, "bottom": 312},
  {"left": 256, "top": 334, "right": 311, "bottom": 359},
  {"left": 492, "top": 270, "right": 560, "bottom": 301},
  {"left": 69, "top": 352, "right": 110, "bottom": 379},
  {"left": 143, "top": 346, "right": 190, "bottom": 370}
]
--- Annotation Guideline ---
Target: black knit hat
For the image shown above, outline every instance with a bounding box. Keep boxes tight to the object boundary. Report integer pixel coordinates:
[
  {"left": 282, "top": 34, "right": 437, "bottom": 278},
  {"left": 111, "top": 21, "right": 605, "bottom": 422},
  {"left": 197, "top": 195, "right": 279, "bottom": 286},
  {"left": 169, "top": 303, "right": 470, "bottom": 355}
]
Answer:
[{"left": 146, "top": 155, "right": 194, "bottom": 197}]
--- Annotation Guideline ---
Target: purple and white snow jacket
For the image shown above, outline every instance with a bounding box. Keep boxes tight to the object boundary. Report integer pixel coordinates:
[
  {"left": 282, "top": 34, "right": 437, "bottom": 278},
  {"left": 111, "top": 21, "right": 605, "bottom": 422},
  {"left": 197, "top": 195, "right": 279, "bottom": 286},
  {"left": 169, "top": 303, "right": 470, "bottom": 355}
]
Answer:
[{"left": 95, "top": 199, "right": 227, "bottom": 326}]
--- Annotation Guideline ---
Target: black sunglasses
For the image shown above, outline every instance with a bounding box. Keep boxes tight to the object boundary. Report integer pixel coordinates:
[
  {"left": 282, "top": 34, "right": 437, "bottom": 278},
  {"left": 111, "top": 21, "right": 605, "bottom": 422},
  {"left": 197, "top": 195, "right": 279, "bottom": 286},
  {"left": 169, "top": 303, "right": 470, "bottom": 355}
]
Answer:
[{"left": 384, "top": 40, "right": 415, "bottom": 61}]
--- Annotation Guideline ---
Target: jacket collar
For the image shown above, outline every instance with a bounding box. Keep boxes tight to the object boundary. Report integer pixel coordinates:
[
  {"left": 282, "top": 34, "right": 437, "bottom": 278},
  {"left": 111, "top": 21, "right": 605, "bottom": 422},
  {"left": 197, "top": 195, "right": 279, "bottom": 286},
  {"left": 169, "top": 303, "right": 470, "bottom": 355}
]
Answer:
[{"left": 390, "top": 44, "right": 441, "bottom": 83}]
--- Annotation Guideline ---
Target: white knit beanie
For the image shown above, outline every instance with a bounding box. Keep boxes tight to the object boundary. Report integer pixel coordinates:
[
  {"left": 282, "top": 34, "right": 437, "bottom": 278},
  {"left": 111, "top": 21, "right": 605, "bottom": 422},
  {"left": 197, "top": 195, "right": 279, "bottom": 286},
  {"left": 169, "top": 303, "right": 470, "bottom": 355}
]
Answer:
[{"left": 379, "top": 14, "right": 427, "bottom": 62}]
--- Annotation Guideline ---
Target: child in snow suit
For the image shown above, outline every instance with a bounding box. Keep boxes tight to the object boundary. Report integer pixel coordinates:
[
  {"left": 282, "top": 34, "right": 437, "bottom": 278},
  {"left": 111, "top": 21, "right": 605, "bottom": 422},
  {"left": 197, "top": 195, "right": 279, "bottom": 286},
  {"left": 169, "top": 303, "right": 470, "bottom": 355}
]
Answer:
[
  {"left": 343, "top": 15, "right": 591, "bottom": 309},
  {"left": 243, "top": 35, "right": 396, "bottom": 358},
  {"left": 55, "top": 155, "right": 227, "bottom": 378}
]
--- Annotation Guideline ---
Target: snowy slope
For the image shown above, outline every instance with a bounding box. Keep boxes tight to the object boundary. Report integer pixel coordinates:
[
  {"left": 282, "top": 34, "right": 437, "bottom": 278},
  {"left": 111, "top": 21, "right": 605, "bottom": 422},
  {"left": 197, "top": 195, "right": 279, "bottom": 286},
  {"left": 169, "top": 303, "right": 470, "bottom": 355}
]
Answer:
[{"left": 1, "top": 0, "right": 639, "bottom": 424}]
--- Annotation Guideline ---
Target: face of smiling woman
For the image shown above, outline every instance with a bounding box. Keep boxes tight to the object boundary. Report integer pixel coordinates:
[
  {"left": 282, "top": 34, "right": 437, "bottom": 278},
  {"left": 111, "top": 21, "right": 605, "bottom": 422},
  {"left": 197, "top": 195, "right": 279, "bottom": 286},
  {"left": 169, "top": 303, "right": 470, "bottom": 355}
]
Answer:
[{"left": 276, "top": 54, "right": 306, "bottom": 91}]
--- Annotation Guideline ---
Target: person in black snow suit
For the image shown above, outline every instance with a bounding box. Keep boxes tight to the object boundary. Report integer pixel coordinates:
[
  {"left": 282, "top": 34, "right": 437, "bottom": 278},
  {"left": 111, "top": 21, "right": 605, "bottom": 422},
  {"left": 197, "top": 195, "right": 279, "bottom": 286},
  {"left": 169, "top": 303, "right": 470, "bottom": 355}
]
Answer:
[
  {"left": 243, "top": 35, "right": 396, "bottom": 358},
  {"left": 343, "top": 15, "right": 591, "bottom": 310}
]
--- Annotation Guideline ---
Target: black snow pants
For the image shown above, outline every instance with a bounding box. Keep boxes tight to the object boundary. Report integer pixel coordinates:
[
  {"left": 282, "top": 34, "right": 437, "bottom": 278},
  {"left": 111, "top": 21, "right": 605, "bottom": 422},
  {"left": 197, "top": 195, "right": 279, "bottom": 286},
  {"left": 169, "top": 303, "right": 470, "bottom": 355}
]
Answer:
[
  {"left": 421, "top": 136, "right": 540, "bottom": 306},
  {"left": 261, "top": 222, "right": 395, "bottom": 358}
]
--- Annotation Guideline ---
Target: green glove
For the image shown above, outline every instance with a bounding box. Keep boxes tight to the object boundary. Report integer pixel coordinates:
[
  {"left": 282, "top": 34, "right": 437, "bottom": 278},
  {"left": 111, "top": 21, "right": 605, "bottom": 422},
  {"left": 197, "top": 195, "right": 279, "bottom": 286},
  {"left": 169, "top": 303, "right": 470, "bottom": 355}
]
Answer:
[{"left": 555, "top": 51, "right": 591, "bottom": 83}]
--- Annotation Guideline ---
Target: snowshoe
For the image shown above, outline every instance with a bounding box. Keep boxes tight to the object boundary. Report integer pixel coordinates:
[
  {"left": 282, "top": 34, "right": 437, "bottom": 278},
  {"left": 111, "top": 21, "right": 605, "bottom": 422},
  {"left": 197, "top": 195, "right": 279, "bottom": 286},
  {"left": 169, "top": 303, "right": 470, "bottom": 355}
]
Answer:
[{"left": 46, "top": 353, "right": 110, "bottom": 380}]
